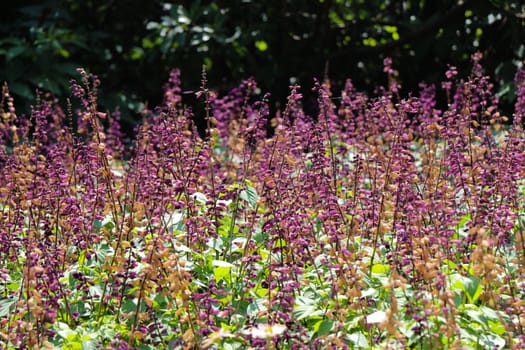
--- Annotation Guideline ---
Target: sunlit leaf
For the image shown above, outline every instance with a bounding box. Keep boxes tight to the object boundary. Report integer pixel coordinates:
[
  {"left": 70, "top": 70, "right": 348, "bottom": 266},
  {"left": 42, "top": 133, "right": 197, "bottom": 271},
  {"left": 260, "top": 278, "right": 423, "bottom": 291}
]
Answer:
[
  {"left": 0, "top": 298, "right": 15, "bottom": 317},
  {"left": 366, "top": 310, "right": 386, "bottom": 324},
  {"left": 254, "top": 40, "right": 268, "bottom": 52},
  {"left": 371, "top": 264, "right": 389, "bottom": 274},
  {"left": 314, "top": 319, "right": 334, "bottom": 336},
  {"left": 240, "top": 185, "right": 258, "bottom": 209},
  {"left": 348, "top": 332, "right": 369, "bottom": 347}
]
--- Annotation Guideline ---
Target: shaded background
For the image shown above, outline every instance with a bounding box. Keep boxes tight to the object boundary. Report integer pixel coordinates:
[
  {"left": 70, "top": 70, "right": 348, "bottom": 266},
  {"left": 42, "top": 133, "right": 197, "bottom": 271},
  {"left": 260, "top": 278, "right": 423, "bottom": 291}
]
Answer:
[{"left": 1, "top": 0, "right": 524, "bottom": 133}]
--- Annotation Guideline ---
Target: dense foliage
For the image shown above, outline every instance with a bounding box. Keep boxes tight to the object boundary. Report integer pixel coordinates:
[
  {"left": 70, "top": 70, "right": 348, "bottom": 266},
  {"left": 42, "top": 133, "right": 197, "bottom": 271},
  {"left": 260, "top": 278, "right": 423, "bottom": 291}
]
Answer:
[
  {"left": 1, "top": 1, "right": 524, "bottom": 127},
  {"left": 1, "top": 54, "right": 525, "bottom": 349}
]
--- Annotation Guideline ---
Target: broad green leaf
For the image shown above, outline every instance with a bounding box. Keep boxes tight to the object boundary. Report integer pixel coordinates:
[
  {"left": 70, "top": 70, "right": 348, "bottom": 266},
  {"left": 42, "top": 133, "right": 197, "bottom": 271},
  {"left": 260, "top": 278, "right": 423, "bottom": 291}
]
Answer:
[
  {"left": 450, "top": 274, "right": 464, "bottom": 291},
  {"left": 366, "top": 310, "right": 386, "bottom": 324},
  {"left": 479, "top": 306, "right": 501, "bottom": 321},
  {"left": 163, "top": 211, "right": 183, "bottom": 231},
  {"left": 78, "top": 250, "right": 86, "bottom": 265},
  {"left": 96, "top": 214, "right": 115, "bottom": 231},
  {"left": 208, "top": 237, "right": 224, "bottom": 252},
  {"left": 192, "top": 192, "right": 207, "bottom": 203},
  {"left": 81, "top": 337, "right": 97, "bottom": 350},
  {"left": 371, "top": 264, "right": 389, "bottom": 274},
  {"left": 56, "top": 322, "right": 75, "bottom": 339},
  {"left": 0, "top": 298, "right": 15, "bottom": 317},
  {"left": 5, "top": 282, "right": 19, "bottom": 291},
  {"left": 442, "top": 258, "right": 458, "bottom": 271},
  {"left": 172, "top": 240, "right": 191, "bottom": 252},
  {"left": 223, "top": 343, "right": 244, "bottom": 350},
  {"left": 293, "top": 297, "right": 322, "bottom": 320},
  {"left": 121, "top": 298, "right": 137, "bottom": 314},
  {"left": 65, "top": 341, "right": 83, "bottom": 350},
  {"left": 481, "top": 333, "right": 506, "bottom": 349},
  {"left": 273, "top": 238, "right": 287, "bottom": 249},
  {"left": 348, "top": 332, "right": 369, "bottom": 347},
  {"left": 212, "top": 260, "right": 234, "bottom": 283},
  {"left": 465, "top": 306, "right": 488, "bottom": 327},
  {"left": 6, "top": 46, "right": 27, "bottom": 61},
  {"left": 314, "top": 319, "right": 334, "bottom": 336},
  {"left": 9, "top": 82, "right": 34, "bottom": 99},
  {"left": 488, "top": 319, "right": 506, "bottom": 335},
  {"left": 213, "top": 266, "right": 231, "bottom": 283},
  {"left": 255, "top": 40, "right": 268, "bottom": 51},
  {"left": 57, "top": 48, "right": 70, "bottom": 58},
  {"left": 88, "top": 285, "right": 103, "bottom": 298},
  {"left": 453, "top": 292, "right": 463, "bottom": 307},
  {"left": 463, "top": 276, "right": 482, "bottom": 304},
  {"left": 294, "top": 304, "right": 322, "bottom": 320},
  {"left": 240, "top": 185, "right": 258, "bottom": 209},
  {"left": 450, "top": 274, "right": 482, "bottom": 304},
  {"left": 212, "top": 260, "right": 234, "bottom": 268},
  {"left": 246, "top": 298, "right": 267, "bottom": 317},
  {"left": 93, "top": 219, "right": 102, "bottom": 232},
  {"left": 361, "top": 288, "right": 377, "bottom": 298}
]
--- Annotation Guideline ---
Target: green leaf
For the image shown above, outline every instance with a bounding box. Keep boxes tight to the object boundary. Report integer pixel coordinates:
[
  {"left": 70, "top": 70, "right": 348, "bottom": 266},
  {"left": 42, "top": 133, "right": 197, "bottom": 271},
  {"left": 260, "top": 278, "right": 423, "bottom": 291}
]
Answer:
[
  {"left": 240, "top": 185, "right": 258, "bottom": 209},
  {"left": 293, "top": 296, "right": 322, "bottom": 320},
  {"left": 212, "top": 259, "right": 234, "bottom": 268},
  {"left": 361, "top": 287, "right": 377, "bottom": 298},
  {"left": 371, "top": 264, "right": 389, "bottom": 274},
  {"left": 488, "top": 319, "right": 506, "bottom": 336},
  {"left": 99, "top": 214, "right": 116, "bottom": 230},
  {"left": 192, "top": 192, "right": 207, "bottom": 203},
  {"left": 456, "top": 213, "right": 471, "bottom": 238},
  {"left": 56, "top": 322, "right": 76, "bottom": 339},
  {"left": 481, "top": 333, "right": 506, "bottom": 349},
  {"left": 348, "top": 332, "right": 369, "bottom": 347},
  {"left": 214, "top": 266, "right": 231, "bottom": 283},
  {"left": 273, "top": 237, "right": 287, "bottom": 249},
  {"left": 64, "top": 339, "right": 83, "bottom": 350},
  {"left": 121, "top": 298, "right": 137, "bottom": 314},
  {"left": 212, "top": 260, "right": 233, "bottom": 283},
  {"left": 450, "top": 274, "right": 482, "bottom": 304},
  {"left": 53, "top": 62, "right": 78, "bottom": 75},
  {"left": 366, "top": 310, "right": 386, "bottom": 324},
  {"left": 479, "top": 306, "right": 501, "bottom": 321},
  {"left": 5, "top": 46, "right": 27, "bottom": 61},
  {"left": 81, "top": 337, "right": 97, "bottom": 350},
  {"left": 453, "top": 292, "right": 463, "bottom": 307},
  {"left": 254, "top": 40, "right": 268, "bottom": 51},
  {"left": 57, "top": 48, "right": 70, "bottom": 58},
  {"left": 0, "top": 298, "right": 15, "bottom": 317},
  {"left": 314, "top": 319, "right": 334, "bottom": 336},
  {"left": 442, "top": 258, "right": 458, "bottom": 271},
  {"left": 208, "top": 237, "right": 224, "bottom": 252},
  {"left": 131, "top": 47, "right": 144, "bottom": 60},
  {"left": 93, "top": 219, "right": 102, "bottom": 232},
  {"left": 463, "top": 276, "right": 482, "bottom": 304},
  {"left": 465, "top": 306, "right": 488, "bottom": 327},
  {"left": 8, "top": 82, "right": 34, "bottom": 100},
  {"left": 223, "top": 343, "right": 244, "bottom": 350},
  {"left": 246, "top": 298, "right": 267, "bottom": 317}
]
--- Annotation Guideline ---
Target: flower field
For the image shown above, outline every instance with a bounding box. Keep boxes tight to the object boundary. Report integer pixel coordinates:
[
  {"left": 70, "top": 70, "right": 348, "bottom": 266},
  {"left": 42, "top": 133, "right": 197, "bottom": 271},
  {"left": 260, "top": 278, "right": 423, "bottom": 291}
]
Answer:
[{"left": 1, "top": 55, "right": 525, "bottom": 349}]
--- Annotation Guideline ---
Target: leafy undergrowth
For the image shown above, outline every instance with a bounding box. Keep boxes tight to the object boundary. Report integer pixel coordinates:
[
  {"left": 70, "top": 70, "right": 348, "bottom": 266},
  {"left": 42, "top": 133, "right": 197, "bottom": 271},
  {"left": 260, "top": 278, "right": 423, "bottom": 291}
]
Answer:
[{"left": 2, "top": 55, "right": 525, "bottom": 349}]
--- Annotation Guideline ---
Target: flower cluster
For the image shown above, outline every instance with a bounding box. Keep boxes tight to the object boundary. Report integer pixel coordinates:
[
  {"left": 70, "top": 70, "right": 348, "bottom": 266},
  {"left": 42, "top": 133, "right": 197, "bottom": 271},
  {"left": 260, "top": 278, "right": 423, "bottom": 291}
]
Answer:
[{"left": 1, "top": 54, "right": 525, "bottom": 349}]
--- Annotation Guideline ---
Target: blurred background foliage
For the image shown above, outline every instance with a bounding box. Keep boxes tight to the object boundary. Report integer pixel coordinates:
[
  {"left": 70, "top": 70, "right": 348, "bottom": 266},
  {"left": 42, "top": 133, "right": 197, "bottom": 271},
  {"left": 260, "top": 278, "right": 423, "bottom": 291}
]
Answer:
[{"left": 1, "top": 0, "right": 524, "bottom": 132}]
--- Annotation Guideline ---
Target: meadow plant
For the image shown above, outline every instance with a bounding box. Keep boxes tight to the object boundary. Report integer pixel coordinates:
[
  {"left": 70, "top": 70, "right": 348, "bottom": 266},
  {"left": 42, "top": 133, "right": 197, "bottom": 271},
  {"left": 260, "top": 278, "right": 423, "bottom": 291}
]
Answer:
[{"left": 1, "top": 55, "right": 525, "bottom": 349}]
